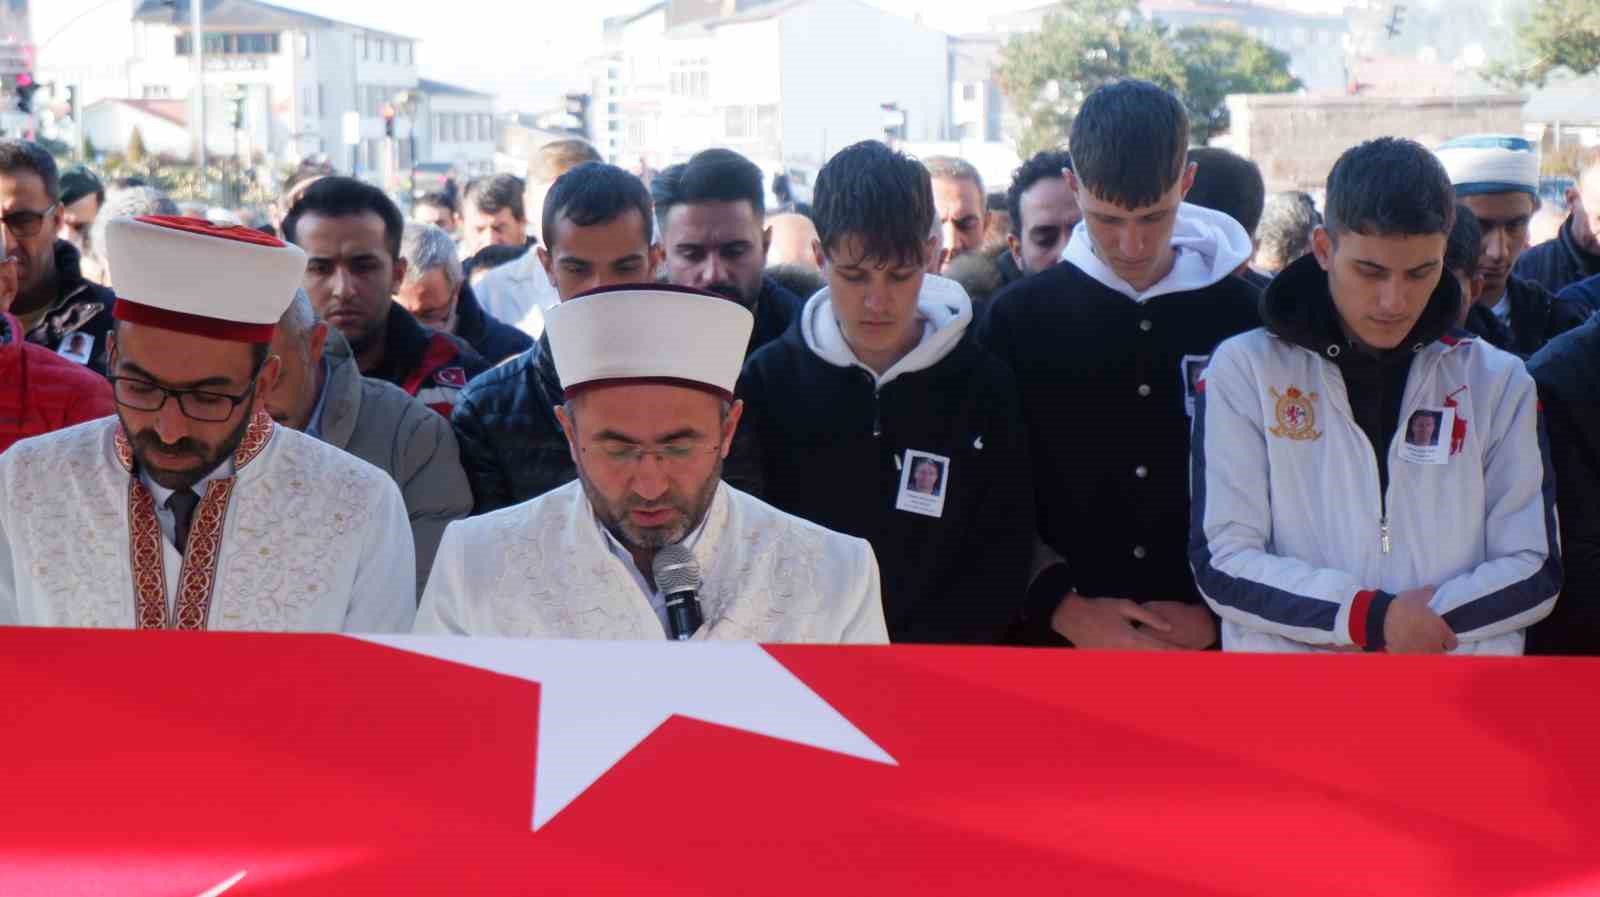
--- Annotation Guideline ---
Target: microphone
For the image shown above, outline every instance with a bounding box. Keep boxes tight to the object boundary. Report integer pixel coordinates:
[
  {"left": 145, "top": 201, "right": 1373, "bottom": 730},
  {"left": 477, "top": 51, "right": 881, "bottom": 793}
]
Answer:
[{"left": 652, "top": 544, "right": 704, "bottom": 641}]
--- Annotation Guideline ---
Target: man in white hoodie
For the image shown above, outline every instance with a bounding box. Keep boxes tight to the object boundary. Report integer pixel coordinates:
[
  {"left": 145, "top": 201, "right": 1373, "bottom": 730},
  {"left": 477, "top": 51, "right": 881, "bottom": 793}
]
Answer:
[
  {"left": 977, "top": 79, "right": 1261, "bottom": 650},
  {"left": 1191, "top": 137, "right": 1558, "bottom": 654},
  {"left": 731, "top": 140, "right": 1034, "bottom": 643}
]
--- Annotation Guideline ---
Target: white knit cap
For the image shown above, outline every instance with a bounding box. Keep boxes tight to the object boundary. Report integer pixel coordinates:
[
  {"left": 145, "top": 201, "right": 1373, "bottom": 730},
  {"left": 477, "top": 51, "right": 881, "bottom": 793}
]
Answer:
[
  {"left": 1435, "top": 135, "right": 1540, "bottom": 200},
  {"left": 544, "top": 286, "right": 754, "bottom": 401},
  {"left": 107, "top": 216, "right": 307, "bottom": 342}
]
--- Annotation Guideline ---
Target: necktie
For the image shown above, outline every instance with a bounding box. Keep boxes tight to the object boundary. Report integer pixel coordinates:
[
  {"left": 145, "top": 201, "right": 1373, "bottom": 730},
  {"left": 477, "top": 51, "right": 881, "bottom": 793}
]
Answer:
[{"left": 166, "top": 489, "right": 201, "bottom": 553}]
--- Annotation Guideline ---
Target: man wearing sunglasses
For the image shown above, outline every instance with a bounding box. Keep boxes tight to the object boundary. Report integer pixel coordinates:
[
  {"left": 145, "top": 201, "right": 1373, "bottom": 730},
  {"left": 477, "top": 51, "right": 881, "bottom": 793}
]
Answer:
[
  {"left": 0, "top": 215, "right": 416, "bottom": 633},
  {"left": 0, "top": 140, "right": 117, "bottom": 374},
  {"left": 416, "top": 286, "right": 888, "bottom": 643}
]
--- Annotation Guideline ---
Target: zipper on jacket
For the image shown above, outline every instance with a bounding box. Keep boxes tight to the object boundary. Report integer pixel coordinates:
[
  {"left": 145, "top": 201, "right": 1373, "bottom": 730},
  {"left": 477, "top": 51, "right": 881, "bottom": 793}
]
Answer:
[
  {"left": 1380, "top": 515, "right": 1391, "bottom": 554},
  {"left": 857, "top": 368, "right": 882, "bottom": 438}
]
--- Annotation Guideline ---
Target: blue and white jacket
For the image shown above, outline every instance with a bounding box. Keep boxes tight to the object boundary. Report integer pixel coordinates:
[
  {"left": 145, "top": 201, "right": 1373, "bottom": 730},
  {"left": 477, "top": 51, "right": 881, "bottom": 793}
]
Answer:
[{"left": 1190, "top": 270, "right": 1561, "bottom": 654}]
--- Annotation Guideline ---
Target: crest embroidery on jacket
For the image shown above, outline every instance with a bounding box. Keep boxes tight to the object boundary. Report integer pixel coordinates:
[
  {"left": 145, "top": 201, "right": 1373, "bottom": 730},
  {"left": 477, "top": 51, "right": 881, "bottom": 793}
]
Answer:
[{"left": 1268, "top": 387, "right": 1322, "bottom": 441}]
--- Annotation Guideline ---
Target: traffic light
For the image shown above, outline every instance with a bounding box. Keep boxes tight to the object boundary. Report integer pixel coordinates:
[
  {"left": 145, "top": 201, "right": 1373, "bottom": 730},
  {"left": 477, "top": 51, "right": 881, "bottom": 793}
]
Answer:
[
  {"left": 382, "top": 103, "right": 396, "bottom": 138},
  {"left": 15, "top": 72, "right": 38, "bottom": 114},
  {"left": 64, "top": 85, "right": 77, "bottom": 119},
  {"left": 227, "top": 95, "right": 245, "bottom": 129}
]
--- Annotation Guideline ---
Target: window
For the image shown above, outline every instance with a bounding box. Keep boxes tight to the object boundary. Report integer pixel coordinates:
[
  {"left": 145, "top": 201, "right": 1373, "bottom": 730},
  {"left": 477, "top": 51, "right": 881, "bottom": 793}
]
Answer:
[
  {"left": 303, "top": 86, "right": 313, "bottom": 116},
  {"left": 317, "top": 83, "right": 326, "bottom": 116},
  {"left": 141, "top": 84, "right": 171, "bottom": 99},
  {"left": 301, "top": 32, "right": 311, "bottom": 59},
  {"left": 176, "top": 31, "right": 279, "bottom": 56},
  {"left": 670, "top": 56, "right": 710, "bottom": 99},
  {"left": 725, "top": 106, "right": 751, "bottom": 139},
  {"left": 404, "top": 43, "right": 413, "bottom": 64},
  {"left": 962, "top": 83, "right": 977, "bottom": 102},
  {"left": 362, "top": 36, "right": 370, "bottom": 60}
]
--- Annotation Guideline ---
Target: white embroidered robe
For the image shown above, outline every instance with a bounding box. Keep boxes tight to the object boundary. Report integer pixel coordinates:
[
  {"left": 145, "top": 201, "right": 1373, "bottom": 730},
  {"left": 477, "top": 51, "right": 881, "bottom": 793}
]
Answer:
[
  {"left": 0, "top": 413, "right": 416, "bottom": 632},
  {"left": 415, "top": 480, "right": 889, "bottom": 642}
]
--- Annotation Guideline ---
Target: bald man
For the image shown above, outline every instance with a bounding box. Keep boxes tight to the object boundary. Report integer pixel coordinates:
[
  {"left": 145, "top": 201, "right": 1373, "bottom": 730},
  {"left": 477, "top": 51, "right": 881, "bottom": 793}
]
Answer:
[{"left": 766, "top": 212, "right": 824, "bottom": 271}]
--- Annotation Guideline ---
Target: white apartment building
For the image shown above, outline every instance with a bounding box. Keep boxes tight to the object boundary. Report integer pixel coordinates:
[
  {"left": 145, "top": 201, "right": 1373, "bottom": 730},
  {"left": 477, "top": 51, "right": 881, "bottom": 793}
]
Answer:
[
  {"left": 39, "top": 0, "right": 493, "bottom": 178},
  {"left": 599, "top": 0, "right": 950, "bottom": 171}
]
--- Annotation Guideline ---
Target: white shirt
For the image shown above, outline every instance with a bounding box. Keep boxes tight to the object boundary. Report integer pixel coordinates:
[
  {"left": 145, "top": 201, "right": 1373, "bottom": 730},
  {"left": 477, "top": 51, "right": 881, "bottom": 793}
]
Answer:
[
  {"left": 139, "top": 459, "right": 235, "bottom": 551},
  {"left": 473, "top": 251, "right": 558, "bottom": 339},
  {"left": 596, "top": 511, "right": 710, "bottom": 636},
  {"left": 416, "top": 480, "right": 889, "bottom": 642}
]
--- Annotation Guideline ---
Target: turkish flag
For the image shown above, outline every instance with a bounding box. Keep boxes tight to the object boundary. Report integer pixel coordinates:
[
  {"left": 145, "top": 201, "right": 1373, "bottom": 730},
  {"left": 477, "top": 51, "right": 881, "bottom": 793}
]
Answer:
[{"left": 2, "top": 628, "right": 1598, "bottom": 895}]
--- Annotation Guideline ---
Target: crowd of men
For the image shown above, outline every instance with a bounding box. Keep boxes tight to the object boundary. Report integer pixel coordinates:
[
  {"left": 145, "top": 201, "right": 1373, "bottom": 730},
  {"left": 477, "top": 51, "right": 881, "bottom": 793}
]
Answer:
[{"left": 2, "top": 76, "right": 1598, "bottom": 654}]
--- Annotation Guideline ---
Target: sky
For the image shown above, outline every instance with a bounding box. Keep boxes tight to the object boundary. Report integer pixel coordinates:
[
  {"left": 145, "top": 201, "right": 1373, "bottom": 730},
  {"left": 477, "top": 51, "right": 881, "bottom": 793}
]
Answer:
[{"left": 35, "top": 0, "right": 1049, "bottom": 112}]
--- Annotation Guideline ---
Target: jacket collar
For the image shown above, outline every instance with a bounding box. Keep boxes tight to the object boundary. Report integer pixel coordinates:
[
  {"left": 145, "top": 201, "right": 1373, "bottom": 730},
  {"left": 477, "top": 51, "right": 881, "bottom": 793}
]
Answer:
[
  {"left": 317, "top": 329, "right": 364, "bottom": 450},
  {"left": 1559, "top": 214, "right": 1600, "bottom": 276},
  {"left": 1262, "top": 253, "right": 1462, "bottom": 361},
  {"left": 453, "top": 281, "right": 489, "bottom": 345},
  {"left": 375, "top": 302, "right": 433, "bottom": 382}
]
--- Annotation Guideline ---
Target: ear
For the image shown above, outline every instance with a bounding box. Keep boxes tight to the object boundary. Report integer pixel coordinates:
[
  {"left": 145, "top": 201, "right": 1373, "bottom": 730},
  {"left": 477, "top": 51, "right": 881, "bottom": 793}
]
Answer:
[
  {"left": 1007, "top": 232, "right": 1023, "bottom": 270},
  {"left": 1566, "top": 186, "right": 1580, "bottom": 210},
  {"left": 1178, "top": 160, "right": 1199, "bottom": 199},
  {"left": 647, "top": 243, "right": 666, "bottom": 279},
  {"left": 555, "top": 402, "right": 580, "bottom": 465},
  {"left": 390, "top": 256, "right": 408, "bottom": 294},
  {"left": 1310, "top": 226, "right": 1335, "bottom": 272},
  {"left": 720, "top": 399, "right": 745, "bottom": 457},
  {"left": 1064, "top": 169, "right": 1081, "bottom": 198},
  {"left": 308, "top": 321, "right": 331, "bottom": 364},
  {"left": 252, "top": 354, "right": 284, "bottom": 406},
  {"left": 538, "top": 246, "right": 556, "bottom": 288},
  {"left": 761, "top": 225, "right": 773, "bottom": 257},
  {"left": 810, "top": 238, "right": 825, "bottom": 271},
  {"left": 1470, "top": 271, "right": 1487, "bottom": 306}
]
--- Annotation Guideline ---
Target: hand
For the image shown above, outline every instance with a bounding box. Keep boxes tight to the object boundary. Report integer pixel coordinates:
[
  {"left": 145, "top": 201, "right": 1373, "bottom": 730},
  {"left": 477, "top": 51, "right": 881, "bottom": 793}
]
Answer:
[
  {"left": 1051, "top": 593, "right": 1178, "bottom": 651},
  {"left": 1140, "top": 601, "right": 1218, "bottom": 650},
  {"left": 1381, "top": 587, "right": 1457, "bottom": 654}
]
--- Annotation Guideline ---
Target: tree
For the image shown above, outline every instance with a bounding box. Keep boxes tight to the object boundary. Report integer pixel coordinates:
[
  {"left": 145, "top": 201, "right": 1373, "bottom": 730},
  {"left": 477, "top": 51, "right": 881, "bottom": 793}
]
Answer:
[
  {"left": 1487, "top": 0, "right": 1600, "bottom": 86},
  {"left": 126, "top": 126, "right": 147, "bottom": 163},
  {"left": 1170, "top": 27, "right": 1302, "bottom": 144},
  {"left": 996, "top": 0, "right": 1302, "bottom": 156},
  {"left": 996, "top": 0, "right": 1182, "bottom": 158}
]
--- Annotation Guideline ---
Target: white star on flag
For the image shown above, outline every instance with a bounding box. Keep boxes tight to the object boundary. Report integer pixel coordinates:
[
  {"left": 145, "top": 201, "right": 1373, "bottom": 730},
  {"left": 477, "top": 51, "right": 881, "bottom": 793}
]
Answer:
[{"left": 356, "top": 637, "right": 897, "bottom": 829}]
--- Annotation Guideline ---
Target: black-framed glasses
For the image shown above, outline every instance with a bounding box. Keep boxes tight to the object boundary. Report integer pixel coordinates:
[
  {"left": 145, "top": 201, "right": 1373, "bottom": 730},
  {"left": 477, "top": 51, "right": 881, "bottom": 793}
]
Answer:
[
  {"left": 0, "top": 203, "right": 60, "bottom": 239},
  {"left": 109, "top": 376, "right": 257, "bottom": 423},
  {"left": 579, "top": 438, "right": 721, "bottom": 474}
]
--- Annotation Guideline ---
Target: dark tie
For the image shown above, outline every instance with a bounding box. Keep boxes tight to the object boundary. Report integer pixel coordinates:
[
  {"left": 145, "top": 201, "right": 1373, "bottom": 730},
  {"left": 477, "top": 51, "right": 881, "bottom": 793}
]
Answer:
[{"left": 166, "top": 489, "right": 201, "bottom": 552}]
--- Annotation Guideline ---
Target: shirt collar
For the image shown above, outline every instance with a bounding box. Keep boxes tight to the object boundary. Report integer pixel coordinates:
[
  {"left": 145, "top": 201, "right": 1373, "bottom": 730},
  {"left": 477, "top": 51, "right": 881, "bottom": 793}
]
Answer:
[{"left": 139, "top": 456, "right": 236, "bottom": 509}]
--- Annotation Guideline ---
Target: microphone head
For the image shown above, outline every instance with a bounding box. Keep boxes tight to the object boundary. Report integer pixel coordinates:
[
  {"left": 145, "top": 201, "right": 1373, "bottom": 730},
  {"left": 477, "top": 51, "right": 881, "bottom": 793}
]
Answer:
[{"left": 652, "top": 544, "right": 701, "bottom": 597}]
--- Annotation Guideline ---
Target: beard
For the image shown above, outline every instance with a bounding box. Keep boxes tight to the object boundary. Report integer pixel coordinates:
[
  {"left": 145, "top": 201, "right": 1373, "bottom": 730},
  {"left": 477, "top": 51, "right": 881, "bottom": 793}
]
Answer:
[
  {"left": 121, "top": 407, "right": 253, "bottom": 492},
  {"left": 703, "top": 278, "right": 760, "bottom": 309},
  {"left": 580, "top": 457, "right": 723, "bottom": 554}
]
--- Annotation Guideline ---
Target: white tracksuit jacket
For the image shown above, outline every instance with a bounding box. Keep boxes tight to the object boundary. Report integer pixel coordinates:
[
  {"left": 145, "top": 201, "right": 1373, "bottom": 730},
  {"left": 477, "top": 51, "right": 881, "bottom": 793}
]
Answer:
[{"left": 1190, "top": 328, "right": 1560, "bottom": 654}]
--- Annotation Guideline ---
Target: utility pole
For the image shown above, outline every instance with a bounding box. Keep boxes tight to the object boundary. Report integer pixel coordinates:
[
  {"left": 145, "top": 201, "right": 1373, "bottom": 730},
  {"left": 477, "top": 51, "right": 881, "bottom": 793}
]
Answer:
[{"left": 190, "top": 0, "right": 206, "bottom": 171}]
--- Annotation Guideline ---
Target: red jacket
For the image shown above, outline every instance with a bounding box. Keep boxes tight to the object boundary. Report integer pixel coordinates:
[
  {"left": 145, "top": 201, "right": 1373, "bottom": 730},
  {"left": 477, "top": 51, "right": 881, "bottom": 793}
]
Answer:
[{"left": 0, "top": 312, "right": 116, "bottom": 454}]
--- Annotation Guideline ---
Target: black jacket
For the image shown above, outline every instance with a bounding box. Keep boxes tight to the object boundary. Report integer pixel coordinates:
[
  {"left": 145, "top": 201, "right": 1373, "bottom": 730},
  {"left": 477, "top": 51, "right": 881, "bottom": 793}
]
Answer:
[
  {"left": 1263, "top": 253, "right": 1463, "bottom": 496},
  {"left": 733, "top": 310, "right": 1034, "bottom": 644},
  {"left": 1527, "top": 316, "right": 1600, "bottom": 654},
  {"left": 452, "top": 281, "right": 799, "bottom": 515},
  {"left": 23, "top": 241, "right": 117, "bottom": 375},
  {"left": 976, "top": 259, "right": 1260, "bottom": 644},
  {"left": 369, "top": 303, "right": 489, "bottom": 416},
  {"left": 745, "top": 276, "right": 804, "bottom": 357},
  {"left": 450, "top": 335, "right": 572, "bottom": 515},
  {"left": 1514, "top": 214, "right": 1600, "bottom": 296},
  {"left": 1463, "top": 276, "right": 1589, "bottom": 359},
  {"left": 454, "top": 281, "right": 533, "bottom": 365}
]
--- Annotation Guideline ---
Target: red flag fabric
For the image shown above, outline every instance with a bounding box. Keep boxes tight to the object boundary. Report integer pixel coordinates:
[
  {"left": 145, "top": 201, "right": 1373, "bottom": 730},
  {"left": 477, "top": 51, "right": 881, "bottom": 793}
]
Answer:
[{"left": 1, "top": 628, "right": 1597, "bottom": 896}]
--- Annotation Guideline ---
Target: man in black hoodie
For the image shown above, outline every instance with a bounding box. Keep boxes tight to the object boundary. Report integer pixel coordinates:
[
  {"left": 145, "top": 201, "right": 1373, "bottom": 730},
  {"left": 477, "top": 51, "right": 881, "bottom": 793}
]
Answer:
[
  {"left": 651, "top": 149, "right": 803, "bottom": 356},
  {"left": 733, "top": 140, "right": 1033, "bottom": 644},
  {"left": 977, "top": 80, "right": 1261, "bottom": 651}
]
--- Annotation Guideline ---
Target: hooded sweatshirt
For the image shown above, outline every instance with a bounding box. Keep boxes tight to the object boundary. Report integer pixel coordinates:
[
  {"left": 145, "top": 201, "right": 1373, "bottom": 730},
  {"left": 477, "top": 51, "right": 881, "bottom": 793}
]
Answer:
[
  {"left": 976, "top": 203, "right": 1262, "bottom": 644},
  {"left": 731, "top": 275, "right": 1034, "bottom": 644}
]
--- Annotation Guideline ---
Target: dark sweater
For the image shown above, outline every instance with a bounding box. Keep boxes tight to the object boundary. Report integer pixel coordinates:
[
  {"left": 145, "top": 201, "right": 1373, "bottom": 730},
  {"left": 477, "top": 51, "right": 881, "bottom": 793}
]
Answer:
[
  {"left": 1514, "top": 214, "right": 1600, "bottom": 296},
  {"left": 734, "top": 319, "right": 1034, "bottom": 644},
  {"left": 1463, "top": 275, "right": 1589, "bottom": 359},
  {"left": 976, "top": 259, "right": 1260, "bottom": 643},
  {"left": 453, "top": 281, "right": 533, "bottom": 365},
  {"left": 1527, "top": 316, "right": 1600, "bottom": 655}
]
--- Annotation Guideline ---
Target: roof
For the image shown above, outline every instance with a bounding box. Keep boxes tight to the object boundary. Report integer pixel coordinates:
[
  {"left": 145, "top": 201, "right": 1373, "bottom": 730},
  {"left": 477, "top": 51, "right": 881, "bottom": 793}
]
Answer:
[
  {"left": 85, "top": 98, "right": 190, "bottom": 127},
  {"left": 417, "top": 78, "right": 494, "bottom": 99},
  {"left": 132, "top": 0, "right": 416, "bottom": 42},
  {"left": 1522, "top": 75, "right": 1600, "bottom": 124}
]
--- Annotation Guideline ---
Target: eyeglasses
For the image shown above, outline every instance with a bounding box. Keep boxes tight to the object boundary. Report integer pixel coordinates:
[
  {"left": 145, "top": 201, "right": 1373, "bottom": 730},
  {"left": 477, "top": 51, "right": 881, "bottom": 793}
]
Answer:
[
  {"left": 109, "top": 376, "right": 257, "bottom": 423},
  {"left": 580, "top": 439, "right": 720, "bottom": 474},
  {"left": 0, "top": 203, "right": 60, "bottom": 239}
]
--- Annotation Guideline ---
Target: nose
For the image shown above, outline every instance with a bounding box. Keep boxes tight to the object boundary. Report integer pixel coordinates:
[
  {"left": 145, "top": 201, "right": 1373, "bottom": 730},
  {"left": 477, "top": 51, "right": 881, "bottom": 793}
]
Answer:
[
  {"left": 1375, "top": 277, "right": 1408, "bottom": 315},
  {"left": 1119, "top": 224, "right": 1145, "bottom": 259},
  {"left": 1482, "top": 230, "right": 1507, "bottom": 264},
  {"left": 698, "top": 254, "right": 728, "bottom": 287},
  {"left": 329, "top": 266, "right": 353, "bottom": 298},
  {"left": 630, "top": 454, "right": 670, "bottom": 502},
  {"left": 941, "top": 219, "right": 958, "bottom": 253},
  {"left": 152, "top": 394, "right": 192, "bottom": 444}
]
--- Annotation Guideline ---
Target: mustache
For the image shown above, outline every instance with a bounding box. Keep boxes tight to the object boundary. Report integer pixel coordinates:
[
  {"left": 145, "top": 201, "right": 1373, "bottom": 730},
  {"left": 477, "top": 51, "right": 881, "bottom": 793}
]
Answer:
[
  {"left": 704, "top": 282, "right": 752, "bottom": 305},
  {"left": 131, "top": 430, "right": 206, "bottom": 460}
]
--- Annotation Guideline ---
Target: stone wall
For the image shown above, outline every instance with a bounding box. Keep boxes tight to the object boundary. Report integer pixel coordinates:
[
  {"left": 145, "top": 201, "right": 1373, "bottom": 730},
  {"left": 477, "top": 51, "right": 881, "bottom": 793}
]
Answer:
[{"left": 1225, "top": 93, "right": 1528, "bottom": 191}]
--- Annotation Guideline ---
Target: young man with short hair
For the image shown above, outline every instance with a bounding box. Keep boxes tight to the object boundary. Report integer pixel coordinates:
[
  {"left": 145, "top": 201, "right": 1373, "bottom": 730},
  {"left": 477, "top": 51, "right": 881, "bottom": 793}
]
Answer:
[
  {"left": 978, "top": 80, "right": 1260, "bottom": 651},
  {"left": 451, "top": 163, "right": 665, "bottom": 514},
  {"left": 1437, "top": 135, "right": 1588, "bottom": 358},
  {"left": 1005, "top": 149, "right": 1079, "bottom": 277},
  {"left": 732, "top": 140, "right": 1032, "bottom": 644},
  {"left": 1192, "top": 138, "right": 1558, "bottom": 654},
  {"left": 460, "top": 173, "right": 528, "bottom": 256}
]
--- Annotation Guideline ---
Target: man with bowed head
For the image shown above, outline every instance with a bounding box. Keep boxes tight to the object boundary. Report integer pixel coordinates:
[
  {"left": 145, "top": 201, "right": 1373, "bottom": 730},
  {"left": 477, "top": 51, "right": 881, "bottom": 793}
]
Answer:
[
  {"left": 417, "top": 286, "right": 888, "bottom": 642},
  {"left": 0, "top": 216, "right": 416, "bottom": 631}
]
